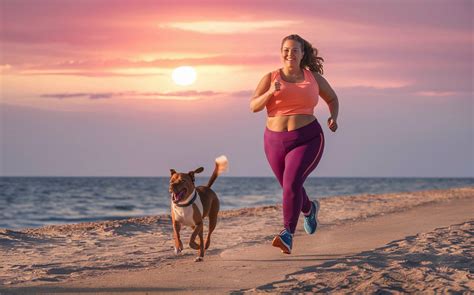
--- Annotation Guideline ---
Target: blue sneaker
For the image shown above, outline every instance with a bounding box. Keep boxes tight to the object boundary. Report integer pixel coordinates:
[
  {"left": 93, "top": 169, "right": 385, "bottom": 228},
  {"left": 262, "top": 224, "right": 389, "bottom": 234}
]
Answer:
[
  {"left": 304, "top": 200, "right": 320, "bottom": 234},
  {"left": 272, "top": 229, "right": 293, "bottom": 254}
]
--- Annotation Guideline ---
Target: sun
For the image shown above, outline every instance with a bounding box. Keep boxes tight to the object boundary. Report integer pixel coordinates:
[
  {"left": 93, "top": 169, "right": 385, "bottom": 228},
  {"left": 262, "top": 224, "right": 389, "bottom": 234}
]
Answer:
[{"left": 172, "top": 66, "right": 196, "bottom": 86}]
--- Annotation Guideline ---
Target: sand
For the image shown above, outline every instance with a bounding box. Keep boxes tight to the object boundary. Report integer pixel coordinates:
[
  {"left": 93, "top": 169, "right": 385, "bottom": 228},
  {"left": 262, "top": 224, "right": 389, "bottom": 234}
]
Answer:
[
  {"left": 0, "top": 187, "right": 473, "bottom": 293},
  {"left": 245, "top": 221, "right": 473, "bottom": 293}
]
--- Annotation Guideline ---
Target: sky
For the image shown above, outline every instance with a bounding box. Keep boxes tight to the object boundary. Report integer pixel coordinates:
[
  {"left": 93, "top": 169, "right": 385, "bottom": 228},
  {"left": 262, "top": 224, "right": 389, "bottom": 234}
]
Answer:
[{"left": 0, "top": 0, "right": 472, "bottom": 177}]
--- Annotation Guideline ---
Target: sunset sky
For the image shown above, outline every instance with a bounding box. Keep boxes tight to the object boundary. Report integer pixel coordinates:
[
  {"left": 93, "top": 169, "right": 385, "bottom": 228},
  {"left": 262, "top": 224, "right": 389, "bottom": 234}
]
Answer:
[{"left": 1, "top": 0, "right": 472, "bottom": 177}]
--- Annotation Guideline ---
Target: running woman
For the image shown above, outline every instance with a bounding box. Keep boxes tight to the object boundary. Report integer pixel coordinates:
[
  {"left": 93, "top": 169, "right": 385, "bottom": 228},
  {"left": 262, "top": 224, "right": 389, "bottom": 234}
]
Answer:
[{"left": 250, "top": 34, "right": 339, "bottom": 254}]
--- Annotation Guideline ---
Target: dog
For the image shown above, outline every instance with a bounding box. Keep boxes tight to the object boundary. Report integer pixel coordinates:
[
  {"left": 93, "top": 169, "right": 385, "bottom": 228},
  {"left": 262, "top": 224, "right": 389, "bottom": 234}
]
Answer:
[{"left": 169, "top": 155, "right": 228, "bottom": 262}]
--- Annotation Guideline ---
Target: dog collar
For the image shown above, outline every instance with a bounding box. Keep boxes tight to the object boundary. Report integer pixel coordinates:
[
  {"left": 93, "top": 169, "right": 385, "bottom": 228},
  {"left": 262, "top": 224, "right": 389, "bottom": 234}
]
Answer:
[{"left": 175, "top": 190, "right": 198, "bottom": 207}]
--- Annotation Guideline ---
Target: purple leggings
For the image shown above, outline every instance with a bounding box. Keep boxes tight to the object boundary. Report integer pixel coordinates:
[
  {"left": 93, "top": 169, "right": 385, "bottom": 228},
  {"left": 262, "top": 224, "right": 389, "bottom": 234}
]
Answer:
[{"left": 264, "top": 119, "right": 325, "bottom": 234}]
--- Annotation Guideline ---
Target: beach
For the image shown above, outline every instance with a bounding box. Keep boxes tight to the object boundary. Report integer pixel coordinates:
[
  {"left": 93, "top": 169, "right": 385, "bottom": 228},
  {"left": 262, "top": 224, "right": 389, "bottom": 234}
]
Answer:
[{"left": 1, "top": 187, "right": 473, "bottom": 293}]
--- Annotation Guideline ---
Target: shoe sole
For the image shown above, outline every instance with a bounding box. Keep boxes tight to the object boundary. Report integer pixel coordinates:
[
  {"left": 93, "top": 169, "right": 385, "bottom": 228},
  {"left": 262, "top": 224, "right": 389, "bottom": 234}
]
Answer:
[{"left": 272, "top": 236, "right": 291, "bottom": 254}]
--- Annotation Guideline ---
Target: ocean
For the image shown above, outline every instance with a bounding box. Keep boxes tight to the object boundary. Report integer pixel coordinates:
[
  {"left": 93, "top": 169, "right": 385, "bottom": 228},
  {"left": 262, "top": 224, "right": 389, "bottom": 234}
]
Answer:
[{"left": 0, "top": 177, "right": 472, "bottom": 229}]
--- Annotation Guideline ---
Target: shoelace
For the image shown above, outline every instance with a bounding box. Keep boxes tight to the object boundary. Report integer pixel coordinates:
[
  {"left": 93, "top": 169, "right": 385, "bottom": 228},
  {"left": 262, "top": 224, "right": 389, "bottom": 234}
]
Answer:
[{"left": 280, "top": 229, "right": 293, "bottom": 240}]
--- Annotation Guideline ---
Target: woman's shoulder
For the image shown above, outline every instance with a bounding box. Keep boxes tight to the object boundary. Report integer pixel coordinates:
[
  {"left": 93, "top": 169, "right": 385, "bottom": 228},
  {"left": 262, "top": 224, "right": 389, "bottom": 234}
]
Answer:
[
  {"left": 309, "top": 70, "right": 325, "bottom": 84},
  {"left": 261, "top": 69, "right": 280, "bottom": 81},
  {"left": 309, "top": 70, "right": 322, "bottom": 78},
  {"left": 271, "top": 69, "right": 280, "bottom": 80}
]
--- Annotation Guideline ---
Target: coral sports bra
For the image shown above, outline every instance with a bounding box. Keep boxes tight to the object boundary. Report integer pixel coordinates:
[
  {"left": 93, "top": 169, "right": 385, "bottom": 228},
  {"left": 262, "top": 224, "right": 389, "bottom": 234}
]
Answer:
[{"left": 266, "top": 68, "right": 319, "bottom": 117}]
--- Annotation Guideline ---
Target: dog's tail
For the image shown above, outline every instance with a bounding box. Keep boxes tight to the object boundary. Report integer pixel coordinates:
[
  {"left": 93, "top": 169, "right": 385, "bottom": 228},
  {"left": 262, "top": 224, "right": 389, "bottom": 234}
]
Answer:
[{"left": 207, "top": 155, "right": 228, "bottom": 188}]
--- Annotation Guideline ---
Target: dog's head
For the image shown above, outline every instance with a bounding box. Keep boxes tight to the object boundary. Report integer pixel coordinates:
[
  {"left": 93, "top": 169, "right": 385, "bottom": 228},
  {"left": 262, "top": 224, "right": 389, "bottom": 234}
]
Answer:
[{"left": 169, "top": 167, "right": 204, "bottom": 204}]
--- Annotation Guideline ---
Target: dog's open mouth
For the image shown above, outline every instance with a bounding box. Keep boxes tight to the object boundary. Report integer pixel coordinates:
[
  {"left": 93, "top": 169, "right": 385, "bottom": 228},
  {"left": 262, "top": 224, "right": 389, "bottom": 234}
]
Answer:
[{"left": 171, "top": 188, "right": 187, "bottom": 203}]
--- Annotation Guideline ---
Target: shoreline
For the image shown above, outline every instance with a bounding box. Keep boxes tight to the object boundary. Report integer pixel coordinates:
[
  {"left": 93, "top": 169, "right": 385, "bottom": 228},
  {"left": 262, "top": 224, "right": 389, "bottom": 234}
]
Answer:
[
  {"left": 1, "top": 187, "right": 473, "bottom": 291},
  {"left": 6, "top": 186, "right": 473, "bottom": 232},
  {"left": 2, "top": 177, "right": 472, "bottom": 231}
]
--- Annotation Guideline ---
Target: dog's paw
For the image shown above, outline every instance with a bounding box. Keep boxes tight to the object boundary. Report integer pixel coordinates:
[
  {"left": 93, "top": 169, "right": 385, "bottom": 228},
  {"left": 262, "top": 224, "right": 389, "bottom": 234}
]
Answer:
[
  {"left": 194, "top": 256, "right": 203, "bottom": 262},
  {"left": 174, "top": 247, "right": 183, "bottom": 255}
]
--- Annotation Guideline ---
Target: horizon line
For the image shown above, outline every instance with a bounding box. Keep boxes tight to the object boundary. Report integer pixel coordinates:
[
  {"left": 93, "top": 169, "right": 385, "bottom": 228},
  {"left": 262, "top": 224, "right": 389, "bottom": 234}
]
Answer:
[{"left": 1, "top": 175, "right": 473, "bottom": 179}]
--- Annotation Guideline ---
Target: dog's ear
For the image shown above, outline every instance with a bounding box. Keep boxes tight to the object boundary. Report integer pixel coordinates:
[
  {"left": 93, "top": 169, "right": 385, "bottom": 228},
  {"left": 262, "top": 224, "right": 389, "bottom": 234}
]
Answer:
[
  {"left": 188, "top": 167, "right": 203, "bottom": 183},
  {"left": 194, "top": 167, "right": 204, "bottom": 174},
  {"left": 170, "top": 169, "right": 177, "bottom": 176}
]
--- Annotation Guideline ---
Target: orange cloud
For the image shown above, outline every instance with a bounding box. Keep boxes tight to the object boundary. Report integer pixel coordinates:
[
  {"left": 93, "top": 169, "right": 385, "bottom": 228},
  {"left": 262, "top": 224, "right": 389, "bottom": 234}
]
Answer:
[
  {"left": 160, "top": 20, "right": 300, "bottom": 34},
  {"left": 8, "top": 55, "right": 278, "bottom": 77},
  {"left": 40, "top": 90, "right": 228, "bottom": 100},
  {"left": 415, "top": 91, "right": 461, "bottom": 97}
]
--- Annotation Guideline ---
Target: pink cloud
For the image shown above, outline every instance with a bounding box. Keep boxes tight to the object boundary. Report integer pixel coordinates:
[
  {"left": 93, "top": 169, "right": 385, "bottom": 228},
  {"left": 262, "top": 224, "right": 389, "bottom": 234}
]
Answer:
[
  {"left": 2, "top": 0, "right": 472, "bottom": 102},
  {"left": 40, "top": 90, "right": 226, "bottom": 100},
  {"left": 20, "top": 71, "right": 165, "bottom": 77},
  {"left": 415, "top": 91, "right": 463, "bottom": 97},
  {"left": 16, "top": 55, "right": 278, "bottom": 70}
]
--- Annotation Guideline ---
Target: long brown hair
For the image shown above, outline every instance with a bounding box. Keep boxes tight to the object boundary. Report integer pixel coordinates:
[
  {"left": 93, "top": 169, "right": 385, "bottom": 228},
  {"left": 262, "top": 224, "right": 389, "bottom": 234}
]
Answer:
[{"left": 281, "top": 34, "right": 324, "bottom": 75}]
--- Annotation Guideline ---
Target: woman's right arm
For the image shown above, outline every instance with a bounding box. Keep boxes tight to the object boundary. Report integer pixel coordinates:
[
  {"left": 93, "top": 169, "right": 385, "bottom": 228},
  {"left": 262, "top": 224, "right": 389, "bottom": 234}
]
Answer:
[{"left": 250, "top": 72, "right": 277, "bottom": 113}]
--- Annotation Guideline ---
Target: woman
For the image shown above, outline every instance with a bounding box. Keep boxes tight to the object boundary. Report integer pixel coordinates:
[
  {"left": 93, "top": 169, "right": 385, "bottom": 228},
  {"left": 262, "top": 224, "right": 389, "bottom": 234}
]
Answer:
[{"left": 250, "top": 34, "right": 339, "bottom": 254}]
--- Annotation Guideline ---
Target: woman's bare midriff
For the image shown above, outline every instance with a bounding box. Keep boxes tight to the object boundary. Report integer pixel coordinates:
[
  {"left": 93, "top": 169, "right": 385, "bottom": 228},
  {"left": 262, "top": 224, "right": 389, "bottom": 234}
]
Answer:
[{"left": 266, "top": 114, "right": 316, "bottom": 132}]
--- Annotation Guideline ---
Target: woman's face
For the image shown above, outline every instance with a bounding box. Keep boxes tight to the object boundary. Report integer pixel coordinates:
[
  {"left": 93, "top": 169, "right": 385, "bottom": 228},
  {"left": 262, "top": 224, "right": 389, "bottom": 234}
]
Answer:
[{"left": 281, "top": 39, "right": 304, "bottom": 68}]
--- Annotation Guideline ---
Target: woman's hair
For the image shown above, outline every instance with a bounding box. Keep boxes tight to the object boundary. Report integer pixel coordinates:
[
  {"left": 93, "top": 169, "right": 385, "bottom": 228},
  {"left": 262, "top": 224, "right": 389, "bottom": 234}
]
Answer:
[{"left": 281, "top": 34, "right": 324, "bottom": 74}]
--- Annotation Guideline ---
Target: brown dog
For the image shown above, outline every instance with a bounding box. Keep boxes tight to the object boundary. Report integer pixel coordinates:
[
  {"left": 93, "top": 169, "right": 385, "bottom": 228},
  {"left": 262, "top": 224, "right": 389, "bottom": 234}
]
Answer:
[{"left": 169, "top": 156, "right": 228, "bottom": 262}]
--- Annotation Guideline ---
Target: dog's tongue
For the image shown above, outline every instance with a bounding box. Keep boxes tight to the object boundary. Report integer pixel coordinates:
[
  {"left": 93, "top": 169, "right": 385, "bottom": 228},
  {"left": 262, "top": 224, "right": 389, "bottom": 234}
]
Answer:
[{"left": 173, "top": 189, "right": 186, "bottom": 202}]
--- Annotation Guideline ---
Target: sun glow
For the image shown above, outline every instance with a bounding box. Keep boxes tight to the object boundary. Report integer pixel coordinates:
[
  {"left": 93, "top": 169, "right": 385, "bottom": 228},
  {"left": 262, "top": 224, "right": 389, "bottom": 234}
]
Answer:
[{"left": 172, "top": 66, "right": 196, "bottom": 86}]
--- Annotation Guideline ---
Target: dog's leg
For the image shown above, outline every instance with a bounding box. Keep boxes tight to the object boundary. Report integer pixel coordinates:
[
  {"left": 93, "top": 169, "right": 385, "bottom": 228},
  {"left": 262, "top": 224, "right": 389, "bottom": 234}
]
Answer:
[
  {"left": 196, "top": 222, "right": 205, "bottom": 262},
  {"left": 189, "top": 224, "right": 200, "bottom": 250},
  {"left": 205, "top": 198, "right": 220, "bottom": 250},
  {"left": 173, "top": 221, "right": 183, "bottom": 255},
  {"left": 189, "top": 222, "right": 204, "bottom": 261},
  {"left": 190, "top": 205, "right": 203, "bottom": 250}
]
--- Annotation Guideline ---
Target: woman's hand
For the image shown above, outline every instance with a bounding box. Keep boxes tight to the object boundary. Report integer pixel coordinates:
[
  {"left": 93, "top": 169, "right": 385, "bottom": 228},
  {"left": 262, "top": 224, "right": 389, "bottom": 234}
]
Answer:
[
  {"left": 250, "top": 73, "right": 280, "bottom": 113},
  {"left": 327, "top": 117, "right": 338, "bottom": 132},
  {"left": 270, "top": 79, "right": 281, "bottom": 94}
]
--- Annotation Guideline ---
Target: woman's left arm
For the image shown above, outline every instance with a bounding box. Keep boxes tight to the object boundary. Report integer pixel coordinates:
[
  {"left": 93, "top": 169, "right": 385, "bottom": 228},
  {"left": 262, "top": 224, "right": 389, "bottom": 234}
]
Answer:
[{"left": 313, "top": 72, "right": 339, "bottom": 132}]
